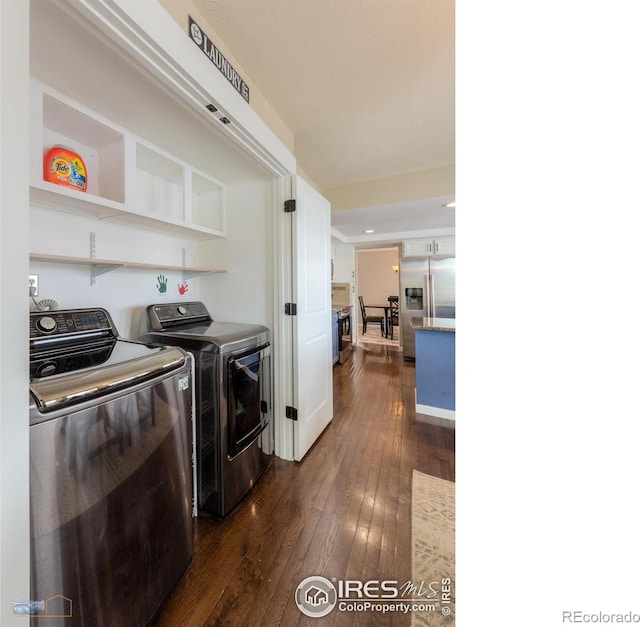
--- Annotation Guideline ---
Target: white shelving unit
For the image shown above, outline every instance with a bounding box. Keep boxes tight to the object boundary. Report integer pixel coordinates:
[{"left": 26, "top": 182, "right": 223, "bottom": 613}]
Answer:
[
  {"left": 135, "top": 142, "right": 185, "bottom": 221},
  {"left": 30, "top": 79, "right": 227, "bottom": 242},
  {"left": 29, "top": 252, "right": 226, "bottom": 285},
  {"left": 190, "top": 168, "right": 226, "bottom": 233},
  {"left": 40, "top": 91, "right": 126, "bottom": 204}
]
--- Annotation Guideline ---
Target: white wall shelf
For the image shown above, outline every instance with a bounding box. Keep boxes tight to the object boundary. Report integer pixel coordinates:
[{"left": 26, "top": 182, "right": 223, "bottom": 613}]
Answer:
[
  {"left": 30, "top": 79, "right": 227, "bottom": 241},
  {"left": 30, "top": 252, "right": 226, "bottom": 284},
  {"left": 190, "top": 168, "right": 226, "bottom": 233}
]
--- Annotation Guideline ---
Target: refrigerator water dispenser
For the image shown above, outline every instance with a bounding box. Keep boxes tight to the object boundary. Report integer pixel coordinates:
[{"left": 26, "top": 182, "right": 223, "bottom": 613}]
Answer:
[{"left": 405, "top": 287, "right": 423, "bottom": 310}]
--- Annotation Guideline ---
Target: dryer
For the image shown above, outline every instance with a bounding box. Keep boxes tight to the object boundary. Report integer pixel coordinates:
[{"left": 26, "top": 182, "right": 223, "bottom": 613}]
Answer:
[{"left": 139, "top": 301, "right": 273, "bottom": 518}]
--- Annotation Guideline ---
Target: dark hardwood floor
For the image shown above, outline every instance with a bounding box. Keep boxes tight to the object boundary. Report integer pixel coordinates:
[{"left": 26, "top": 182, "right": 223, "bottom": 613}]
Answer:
[{"left": 152, "top": 344, "right": 455, "bottom": 627}]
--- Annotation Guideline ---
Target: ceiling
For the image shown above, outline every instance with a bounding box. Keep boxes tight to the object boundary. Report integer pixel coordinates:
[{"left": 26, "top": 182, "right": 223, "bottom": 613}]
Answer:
[
  {"left": 330, "top": 194, "right": 455, "bottom": 241},
  {"left": 190, "top": 0, "right": 455, "bottom": 243}
]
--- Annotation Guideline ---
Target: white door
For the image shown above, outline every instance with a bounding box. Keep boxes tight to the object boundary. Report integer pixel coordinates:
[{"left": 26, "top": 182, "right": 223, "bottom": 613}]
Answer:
[{"left": 292, "top": 176, "right": 333, "bottom": 461}]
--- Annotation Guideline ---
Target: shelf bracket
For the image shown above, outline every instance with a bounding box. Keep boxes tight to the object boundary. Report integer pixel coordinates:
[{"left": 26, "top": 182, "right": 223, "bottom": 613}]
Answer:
[
  {"left": 90, "top": 231, "right": 97, "bottom": 285},
  {"left": 91, "top": 263, "right": 122, "bottom": 284},
  {"left": 181, "top": 247, "right": 187, "bottom": 284},
  {"left": 89, "top": 232, "right": 122, "bottom": 284}
]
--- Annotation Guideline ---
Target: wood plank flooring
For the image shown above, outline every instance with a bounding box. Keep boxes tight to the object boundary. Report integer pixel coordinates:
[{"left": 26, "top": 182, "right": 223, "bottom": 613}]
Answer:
[{"left": 151, "top": 344, "right": 455, "bottom": 627}]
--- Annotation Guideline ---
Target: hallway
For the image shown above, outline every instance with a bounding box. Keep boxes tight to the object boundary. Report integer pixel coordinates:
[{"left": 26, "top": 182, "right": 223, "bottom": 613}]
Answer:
[{"left": 153, "top": 344, "right": 455, "bottom": 626}]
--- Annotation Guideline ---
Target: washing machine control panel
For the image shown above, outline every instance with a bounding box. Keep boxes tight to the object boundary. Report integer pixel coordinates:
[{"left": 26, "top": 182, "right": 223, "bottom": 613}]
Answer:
[
  {"left": 29, "top": 308, "right": 119, "bottom": 380},
  {"left": 36, "top": 315, "right": 57, "bottom": 333},
  {"left": 30, "top": 309, "right": 115, "bottom": 340}
]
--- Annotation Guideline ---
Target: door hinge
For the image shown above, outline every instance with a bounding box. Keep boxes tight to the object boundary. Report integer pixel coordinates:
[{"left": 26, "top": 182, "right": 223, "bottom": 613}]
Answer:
[
  {"left": 286, "top": 406, "right": 298, "bottom": 421},
  {"left": 285, "top": 302, "right": 297, "bottom": 316},
  {"left": 284, "top": 199, "right": 296, "bottom": 213}
]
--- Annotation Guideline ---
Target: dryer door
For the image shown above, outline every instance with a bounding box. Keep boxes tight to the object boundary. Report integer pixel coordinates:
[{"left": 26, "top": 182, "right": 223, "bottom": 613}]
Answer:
[{"left": 227, "top": 343, "right": 271, "bottom": 458}]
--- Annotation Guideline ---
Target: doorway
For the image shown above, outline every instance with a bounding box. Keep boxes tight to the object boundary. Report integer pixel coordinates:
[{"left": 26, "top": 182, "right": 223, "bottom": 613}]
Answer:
[{"left": 355, "top": 247, "right": 401, "bottom": 348}]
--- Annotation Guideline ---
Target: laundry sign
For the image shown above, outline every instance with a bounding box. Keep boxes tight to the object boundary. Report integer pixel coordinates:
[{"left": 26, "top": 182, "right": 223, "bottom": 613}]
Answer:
[{"left": 188, "top": 16, "right": 250, "bottom": 103}]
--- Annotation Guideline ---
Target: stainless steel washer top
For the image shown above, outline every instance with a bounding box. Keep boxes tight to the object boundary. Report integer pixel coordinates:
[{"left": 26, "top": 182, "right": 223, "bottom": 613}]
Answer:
[
  {"left": 30, "top": 308, "right": 187, "bottom": 422},
  {"left": 141, "top": 301, "right": 269, "bottom": 353}
]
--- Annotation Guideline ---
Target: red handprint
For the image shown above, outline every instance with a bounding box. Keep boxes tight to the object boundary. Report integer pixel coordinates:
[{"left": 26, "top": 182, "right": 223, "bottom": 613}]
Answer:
[{"left": 178, "top": 282, "right": 189, "bottom": 295}]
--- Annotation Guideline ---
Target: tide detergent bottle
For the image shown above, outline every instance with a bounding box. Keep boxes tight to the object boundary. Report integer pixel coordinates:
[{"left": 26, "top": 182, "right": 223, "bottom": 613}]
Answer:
[{"left": 44, "top": 146, "right": 87, "bottom": 192}]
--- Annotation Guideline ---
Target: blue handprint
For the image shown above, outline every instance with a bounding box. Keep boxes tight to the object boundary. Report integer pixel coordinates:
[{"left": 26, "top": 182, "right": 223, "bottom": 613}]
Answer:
[{"left": 156, "top": 274, "right": 168, "bottom": 294}]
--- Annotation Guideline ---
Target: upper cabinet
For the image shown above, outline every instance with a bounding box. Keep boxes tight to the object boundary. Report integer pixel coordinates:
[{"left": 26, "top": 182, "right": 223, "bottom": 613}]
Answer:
[
  {"left": 402, "top": 236, "right": 455, "bottom": 258},
  {"left": 30, "top": 80, "right": 226, "bottom": 240},
  {"left": 332, "top": 242, "right": 356, "bottom": 284}
]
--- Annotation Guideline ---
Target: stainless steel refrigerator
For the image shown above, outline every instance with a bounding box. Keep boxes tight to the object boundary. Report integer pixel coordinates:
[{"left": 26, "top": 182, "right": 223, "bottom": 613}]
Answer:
[{"left": 400, "top": 256, "right": 455, "bottom": 360}]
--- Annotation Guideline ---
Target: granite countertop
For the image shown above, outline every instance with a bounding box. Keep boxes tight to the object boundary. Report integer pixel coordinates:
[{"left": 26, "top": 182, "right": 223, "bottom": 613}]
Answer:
[{"left": 411, "top": 317, "right": 456, "bottom": 332}]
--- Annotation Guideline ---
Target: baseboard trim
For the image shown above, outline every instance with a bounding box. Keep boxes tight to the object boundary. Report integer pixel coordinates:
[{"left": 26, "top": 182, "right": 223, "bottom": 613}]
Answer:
[{"left": 415, "top": 403, "right": 455, "bottom": 421}]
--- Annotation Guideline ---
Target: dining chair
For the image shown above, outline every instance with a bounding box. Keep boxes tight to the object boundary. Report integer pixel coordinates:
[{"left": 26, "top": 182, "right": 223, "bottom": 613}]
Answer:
[
  {"left": 358, "top": 296, "right": 385, "bottom": 335},
  {"left": 387, "top": 296, "right": 399, "bottom": 340}
]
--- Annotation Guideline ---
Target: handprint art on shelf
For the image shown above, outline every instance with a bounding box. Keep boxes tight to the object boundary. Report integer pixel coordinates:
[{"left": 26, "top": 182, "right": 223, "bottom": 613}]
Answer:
[
  {"left": 178, "top": 281, "right": 189, "bottom": 296},
  {"left": 156, "top": 274, "right": 168, "bottom": 294}
]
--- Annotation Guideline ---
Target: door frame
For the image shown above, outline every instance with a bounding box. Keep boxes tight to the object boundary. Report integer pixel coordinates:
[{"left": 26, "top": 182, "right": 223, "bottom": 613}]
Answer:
[{"left": 272, "top": 175, "right": 295, "bottom": 460}]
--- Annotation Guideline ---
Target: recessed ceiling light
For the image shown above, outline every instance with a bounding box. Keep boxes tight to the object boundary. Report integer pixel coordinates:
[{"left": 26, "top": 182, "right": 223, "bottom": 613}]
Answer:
[
  {"left": 444, "top": 202, "right": 456, "bottom": 208},
  {"left": 363, "top": 229, "right": 375, "bottom": 234}
]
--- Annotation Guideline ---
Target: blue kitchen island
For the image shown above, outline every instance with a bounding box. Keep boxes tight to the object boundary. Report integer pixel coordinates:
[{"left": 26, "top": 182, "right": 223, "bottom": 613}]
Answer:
[{"left": 412, "top": 317, "right": 455, "bottom": 422}]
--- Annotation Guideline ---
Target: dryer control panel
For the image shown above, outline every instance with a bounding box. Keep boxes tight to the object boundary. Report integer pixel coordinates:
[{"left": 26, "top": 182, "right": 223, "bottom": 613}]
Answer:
[{"left": 147, "top": 301, "right": 212, "bottom": 330}]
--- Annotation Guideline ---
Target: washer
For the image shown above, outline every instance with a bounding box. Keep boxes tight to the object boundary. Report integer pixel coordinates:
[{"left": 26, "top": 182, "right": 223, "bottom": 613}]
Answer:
[
  {"left": 139, "top": 301, "right": 273, "bottom": 518},
  {"left": 29, "top": 308, "right": 194, "bottom": 627}
]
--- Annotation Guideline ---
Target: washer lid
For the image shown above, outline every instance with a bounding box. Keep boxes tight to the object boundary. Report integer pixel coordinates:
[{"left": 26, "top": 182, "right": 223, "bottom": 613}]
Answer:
[
  {"left": 30, "top": 344, "right": 187, "bottom": 413},
  {"left": 141, "top": 321, "right": 270, "bottom": 354}
]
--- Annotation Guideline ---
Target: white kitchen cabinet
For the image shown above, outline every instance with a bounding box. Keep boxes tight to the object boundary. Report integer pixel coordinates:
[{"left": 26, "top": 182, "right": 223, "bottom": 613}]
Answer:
[
  {"left": 332, "top": 242, "right": 356, "bottom": 284},
  {"left": 30, "top": 80, "right": 226, "bottom": 242},
  {"left": 402, "top": 236, "right": 455, "bottom": 258}
]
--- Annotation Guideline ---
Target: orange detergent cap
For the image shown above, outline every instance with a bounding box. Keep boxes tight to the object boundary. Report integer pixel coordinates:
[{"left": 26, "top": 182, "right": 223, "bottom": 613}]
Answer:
[{"left": 44, "top": 146, "right": 87, "bottom": 192}]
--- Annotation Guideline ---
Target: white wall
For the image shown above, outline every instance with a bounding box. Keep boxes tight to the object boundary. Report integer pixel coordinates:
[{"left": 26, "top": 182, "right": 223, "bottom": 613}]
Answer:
[
  {"left": 29, "top": 207, "right": 203, "bottom": 339},
  {"left": 157, "top": 0, "right": 294, "bottom": 156},
  {"left": 1, "top": 0, "right": 30, "bottom": 622},
  {"left": 199, "top": 176, "right": 273, "bottom": 327},
  {"left": 357, "top": 248, "right": 400, "bottom": 306},
  {"left": 29, "top": 177, "right": 275, "bottom": 340}
]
